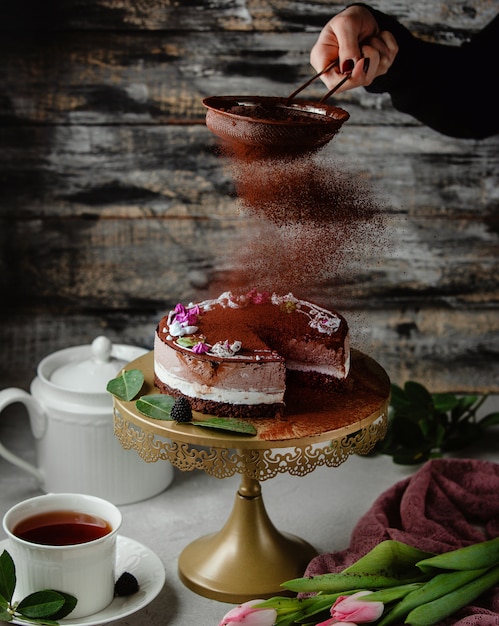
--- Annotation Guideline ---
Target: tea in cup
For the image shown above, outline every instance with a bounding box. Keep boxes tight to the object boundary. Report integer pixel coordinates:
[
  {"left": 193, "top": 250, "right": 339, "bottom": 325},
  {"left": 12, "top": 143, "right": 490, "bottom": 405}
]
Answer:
[{"left": 2, "top": 493, "right": 122, "bottom": 619}]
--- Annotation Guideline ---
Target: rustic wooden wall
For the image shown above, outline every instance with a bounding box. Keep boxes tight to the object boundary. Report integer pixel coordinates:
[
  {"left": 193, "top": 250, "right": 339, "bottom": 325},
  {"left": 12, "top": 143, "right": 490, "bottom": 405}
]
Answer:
[{"left": 0, "top": 0, "right": 497, "bottom": 393}]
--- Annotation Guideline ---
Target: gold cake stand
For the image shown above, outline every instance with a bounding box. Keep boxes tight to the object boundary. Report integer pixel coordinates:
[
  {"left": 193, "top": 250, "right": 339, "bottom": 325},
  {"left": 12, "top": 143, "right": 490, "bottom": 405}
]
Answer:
[{"left": 113, "top": 350, "right": 390, "bottom": 603}]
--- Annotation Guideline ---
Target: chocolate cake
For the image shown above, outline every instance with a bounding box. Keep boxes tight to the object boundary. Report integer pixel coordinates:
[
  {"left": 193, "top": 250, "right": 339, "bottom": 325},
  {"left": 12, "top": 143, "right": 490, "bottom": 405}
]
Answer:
[{"left": 154, "top": 291, "right": 350, "bottom": 419}]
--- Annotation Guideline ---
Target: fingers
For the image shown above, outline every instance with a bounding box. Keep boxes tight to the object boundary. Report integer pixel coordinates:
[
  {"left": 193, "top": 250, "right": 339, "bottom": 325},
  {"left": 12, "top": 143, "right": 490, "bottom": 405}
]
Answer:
[
  {"left": 366, "top": 30, "right": 399, "bottom": 79},
  {"left": 330, "top": 9, "right": 378, "bottom": 72},
  {"left": 310, "top": 25, "right": 340, "bottom": 78},
  {"left": 354, "top": 30, "right": 398, "bottom": 88},
  {"left": 311, "top": 30, "right": 399, "bottom": 95},
  {"left": 309, "top": 5, "right": 398, "bottom": 96},
  {"left": 310, "top": 5, "right": 379, "bottom": 75}
]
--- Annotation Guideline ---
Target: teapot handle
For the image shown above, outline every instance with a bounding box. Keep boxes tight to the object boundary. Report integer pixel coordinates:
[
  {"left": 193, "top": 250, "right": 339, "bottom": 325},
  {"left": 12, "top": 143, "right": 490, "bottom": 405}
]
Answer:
[{"left": 0, "top": 388, "right": 45, "bottom": 483}]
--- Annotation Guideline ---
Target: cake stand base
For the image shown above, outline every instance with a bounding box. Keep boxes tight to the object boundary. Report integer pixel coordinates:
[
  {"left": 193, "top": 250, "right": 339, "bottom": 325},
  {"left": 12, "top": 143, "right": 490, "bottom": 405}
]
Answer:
[{"left": 178, "top": 474, "right": 317, "bottom": 603}]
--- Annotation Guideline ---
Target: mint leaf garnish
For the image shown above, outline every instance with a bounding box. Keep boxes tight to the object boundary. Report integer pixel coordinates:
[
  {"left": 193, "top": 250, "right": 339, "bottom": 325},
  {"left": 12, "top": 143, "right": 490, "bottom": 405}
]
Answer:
[
  {"left": 191, "top": 417, "right": 257, "bottom": 436},
  {"left": 17, "top": 591, "right": 66, "bottom": 618},
  {"left": 0, "top": 607, "right": 11, "bottom": 622},
  {"left": 0, "top": 550, "right": 77, "bottom": 624},
  {"left": 107, "top": 369, "right": 144, "bottom": 401},
  {"left": 176, "top": 337, "right": 198, "bottom": 348},
  {"left": 136, "top": 394, "right": 175, "bottom": 420},
  {"left": 0, "top": 550, "right": 15, "bottom": 604},
  {"left": 136, "top": 396, "right": 256, "bottom": 435},
  {"left": 38, "top": 592, "right": 77, "bottom": 620}
]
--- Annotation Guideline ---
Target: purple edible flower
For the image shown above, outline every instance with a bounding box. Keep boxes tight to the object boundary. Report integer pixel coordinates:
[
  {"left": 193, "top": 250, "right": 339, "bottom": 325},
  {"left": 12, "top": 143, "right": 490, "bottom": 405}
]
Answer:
[{"left": 192, "top": 341, "right": 210, "bottom": 354}]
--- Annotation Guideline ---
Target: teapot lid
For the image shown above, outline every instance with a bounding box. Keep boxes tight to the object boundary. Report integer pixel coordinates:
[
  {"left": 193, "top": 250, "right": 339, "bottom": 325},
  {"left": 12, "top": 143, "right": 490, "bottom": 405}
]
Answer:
[{"left": 49, "top": 337, "right": 129, "bottom": 393}]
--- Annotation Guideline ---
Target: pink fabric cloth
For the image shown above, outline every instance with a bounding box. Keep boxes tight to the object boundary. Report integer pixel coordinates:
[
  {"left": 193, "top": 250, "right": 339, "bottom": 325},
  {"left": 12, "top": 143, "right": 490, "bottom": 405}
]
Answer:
[{"left": 304, "top": 459, "right": 499, "bottom": 625}]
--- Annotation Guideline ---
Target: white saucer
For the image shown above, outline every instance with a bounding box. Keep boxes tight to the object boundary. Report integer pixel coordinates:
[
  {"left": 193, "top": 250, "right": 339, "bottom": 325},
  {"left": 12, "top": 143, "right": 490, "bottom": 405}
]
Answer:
[{"left": 3, "top": 535, "right": 166, "bottom": 626}]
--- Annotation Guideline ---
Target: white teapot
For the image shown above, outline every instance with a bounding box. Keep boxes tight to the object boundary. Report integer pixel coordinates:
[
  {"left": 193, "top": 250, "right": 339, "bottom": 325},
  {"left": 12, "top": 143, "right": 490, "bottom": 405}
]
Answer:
[{"left": 0, "top": 337, "right": 173, "bottom": 504}]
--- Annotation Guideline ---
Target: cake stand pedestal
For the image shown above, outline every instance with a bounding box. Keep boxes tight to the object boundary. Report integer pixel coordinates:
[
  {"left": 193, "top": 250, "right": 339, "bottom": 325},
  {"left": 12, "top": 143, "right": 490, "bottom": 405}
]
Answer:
[
  {"left": 177, "top": 472, "right": 318, "bottom": 602},
  {"left": 113, "top": 350, "right": 390, "bottom": 603}
]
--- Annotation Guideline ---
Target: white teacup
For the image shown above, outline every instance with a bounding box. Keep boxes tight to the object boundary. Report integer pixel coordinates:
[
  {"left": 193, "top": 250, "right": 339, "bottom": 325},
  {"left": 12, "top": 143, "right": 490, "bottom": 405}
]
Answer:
[{"left": 3, "top": 493, "right": 122, "bottom": 619}]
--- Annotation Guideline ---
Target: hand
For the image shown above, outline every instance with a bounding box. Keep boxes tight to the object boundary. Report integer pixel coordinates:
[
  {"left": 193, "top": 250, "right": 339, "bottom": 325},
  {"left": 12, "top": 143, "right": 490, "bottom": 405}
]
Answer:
[{"left": 310, "top": 5, "right": 399, "bottom": 94}]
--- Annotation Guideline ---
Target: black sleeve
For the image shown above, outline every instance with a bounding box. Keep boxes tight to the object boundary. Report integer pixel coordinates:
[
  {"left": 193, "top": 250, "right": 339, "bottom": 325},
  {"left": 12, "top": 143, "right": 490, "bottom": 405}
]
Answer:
[{"left": 352, "top": 4, "right": 499, "bottom": 139}]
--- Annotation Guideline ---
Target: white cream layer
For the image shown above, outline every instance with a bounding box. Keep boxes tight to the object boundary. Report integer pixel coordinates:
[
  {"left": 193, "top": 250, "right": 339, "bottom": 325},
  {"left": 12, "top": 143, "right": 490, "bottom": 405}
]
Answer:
[{"left": 286, "top": 355, "right": 350, "bottom": 378}]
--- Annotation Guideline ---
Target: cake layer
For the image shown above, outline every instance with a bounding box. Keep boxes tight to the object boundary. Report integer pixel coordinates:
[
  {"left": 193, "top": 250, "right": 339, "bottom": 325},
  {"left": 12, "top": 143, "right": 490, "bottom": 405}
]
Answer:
[{"left": 153, "top": 344, "right": 286, "bottom": 405}]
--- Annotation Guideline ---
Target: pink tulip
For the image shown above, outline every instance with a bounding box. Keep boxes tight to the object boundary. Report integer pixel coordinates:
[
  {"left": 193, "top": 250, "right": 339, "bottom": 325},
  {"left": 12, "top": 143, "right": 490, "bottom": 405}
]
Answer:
[
  {"left": 330, "top": 591, "right": 384, "bottom": 623},
  {"left": 218, "top": 599, "right": 277, "bottom": 626},
  {"left": 317, "top": 617, "right": 357, "bottom": 626}
]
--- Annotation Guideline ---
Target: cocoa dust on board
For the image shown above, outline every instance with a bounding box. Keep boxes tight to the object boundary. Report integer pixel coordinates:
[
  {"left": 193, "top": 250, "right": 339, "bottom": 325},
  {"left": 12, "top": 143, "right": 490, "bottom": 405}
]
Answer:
[{"left": 210, "top": 140, "right": 389, "bottom": 308}]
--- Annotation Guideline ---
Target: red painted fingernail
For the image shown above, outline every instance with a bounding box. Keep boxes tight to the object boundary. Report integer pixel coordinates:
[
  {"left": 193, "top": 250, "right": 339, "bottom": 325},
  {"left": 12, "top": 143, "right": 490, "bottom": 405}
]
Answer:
[
  {"left": 341, "top": 58, "right": 354, "bottom": 74},
  {"left": 363, "top": 57, "right": 370, "bottom": 73}
]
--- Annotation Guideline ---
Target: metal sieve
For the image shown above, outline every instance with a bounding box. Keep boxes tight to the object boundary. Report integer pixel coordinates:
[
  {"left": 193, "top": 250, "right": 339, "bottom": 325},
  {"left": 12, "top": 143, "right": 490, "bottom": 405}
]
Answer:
[{"left": 202, "top": 61, "right": 351, "bottom": 155}]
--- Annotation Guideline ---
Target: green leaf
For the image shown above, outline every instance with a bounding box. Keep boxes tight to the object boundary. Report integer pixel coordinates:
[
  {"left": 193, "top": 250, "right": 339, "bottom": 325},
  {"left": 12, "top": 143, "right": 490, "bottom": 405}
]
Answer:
[
  {"left": 256, "top": 595, "right": 342, "bottom": 625},
  {"left": 455, "top": 394, "right": 479, "bottom": 413},
  {"left": 441, "top": 422, "right": 482, "bottom": 452},
  {"left": 43, "top": 592, "right": 77, "bottom": 620},
  {"left": 479, "top": 411, "right": 499, "bottom": 428},
  {"left": 191, "top": 417, "right": 257, "bottom": 436},
  {"left": 283, "top": 572, "right": 415, "bottom": 594},
  {"left": 136, "top": 394, "right": 175, "bottom": 420},
  {"left": 294, "top": 594, "right": 347, "bottom": 619},
  {"left": 406, "top": 565, "right": 499, "bottom": 626},
  {"left": 404, "top": 381, "right": 433, "bottom": 408},
  {"left": 431, "top": 393, "right": 460, "bottom": 413},
  {"left": 381, "top": 381, "right": 490, "bottom": 465},
  {"left": 0, "top": 551, "right": 16, "bottom": 605},
  {"left": 392, "top": 416, "right": 426, "bottom": 449},
  {"left": 416, "top": 537, "right": 499, "bottom": 574},
  {"left": 344, "top": 540, "right": 433, "bottom": 579},
  {"left": 378, "top": 569, "right": 488, "bottom": 626},
  {"left": 176, "top": 336, "right": 198, "bottom": 348},
  {"left": 275, "top": 613, "right": 309, "bottom": 626},
  {"left": 0, "top": 552, "right": 78, "bottom": 625},
  {"left": 16, "top": 591, "right": 66, "bottom": 618},
  {"left": 136, "top": 397, "right": 257, "bottom": 435},
  {"left": 0, "top": 606, "right": 12, "bottom": 622},
  {"left": 283, "top": 541, "right": 432, "bottom": 592},
  {"left": 256, "top": 595, "right": 330, "bottom": 614},
  {"left": 433, "top": 421, "right": 447, "bottom": 449},
  {"left": 389, "top": 384, "right": 411, "bottom": 410},
  {"left": 106, "top": 369, "right": 144, "bottom": 401}
]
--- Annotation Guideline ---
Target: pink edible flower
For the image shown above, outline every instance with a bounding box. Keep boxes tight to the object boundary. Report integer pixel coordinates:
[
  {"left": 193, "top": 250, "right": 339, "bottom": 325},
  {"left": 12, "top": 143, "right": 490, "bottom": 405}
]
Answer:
[
  {"left": 218, "top": 600, "right": 277, "bottom": 626},
  {"left": 174, "top": 303, "right": 200, "bottom": 326},
  {"left": 192, "top": 341, "right": 210, "bottom": 354},
  {"left": 246, "top": 289, "right": 270, "bottom": 305},
  {"left": 317, "top": 591, "right": 384, "bottom": 626},
  {"left": 174, "top": 303, "right": 187, "bottom": 316},
  {"left": 185, "top": 306, "right": 200, "bottom": 325}
]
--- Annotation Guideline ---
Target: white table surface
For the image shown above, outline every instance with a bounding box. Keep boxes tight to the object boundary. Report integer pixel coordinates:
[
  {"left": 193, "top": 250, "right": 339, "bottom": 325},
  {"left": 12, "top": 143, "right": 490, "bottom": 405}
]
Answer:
[{"left": 1, "top": 397, "right": 498, "bottom": 626}]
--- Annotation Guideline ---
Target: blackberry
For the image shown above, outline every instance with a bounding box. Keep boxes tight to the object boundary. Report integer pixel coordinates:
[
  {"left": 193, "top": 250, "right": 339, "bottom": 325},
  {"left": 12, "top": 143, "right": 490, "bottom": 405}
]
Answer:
[
  {"left": 171, "top": 396, "right": 193, "bottom": 422},
  {"left": 114, "top": 571, "right": 139, "bottom": 597}
]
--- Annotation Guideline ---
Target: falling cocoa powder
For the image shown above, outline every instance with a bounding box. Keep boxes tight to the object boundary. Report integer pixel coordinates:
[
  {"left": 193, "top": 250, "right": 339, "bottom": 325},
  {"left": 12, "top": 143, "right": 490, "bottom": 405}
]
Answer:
[{"left": 210, "top": 138, "right": 388, "bottom": 306}]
